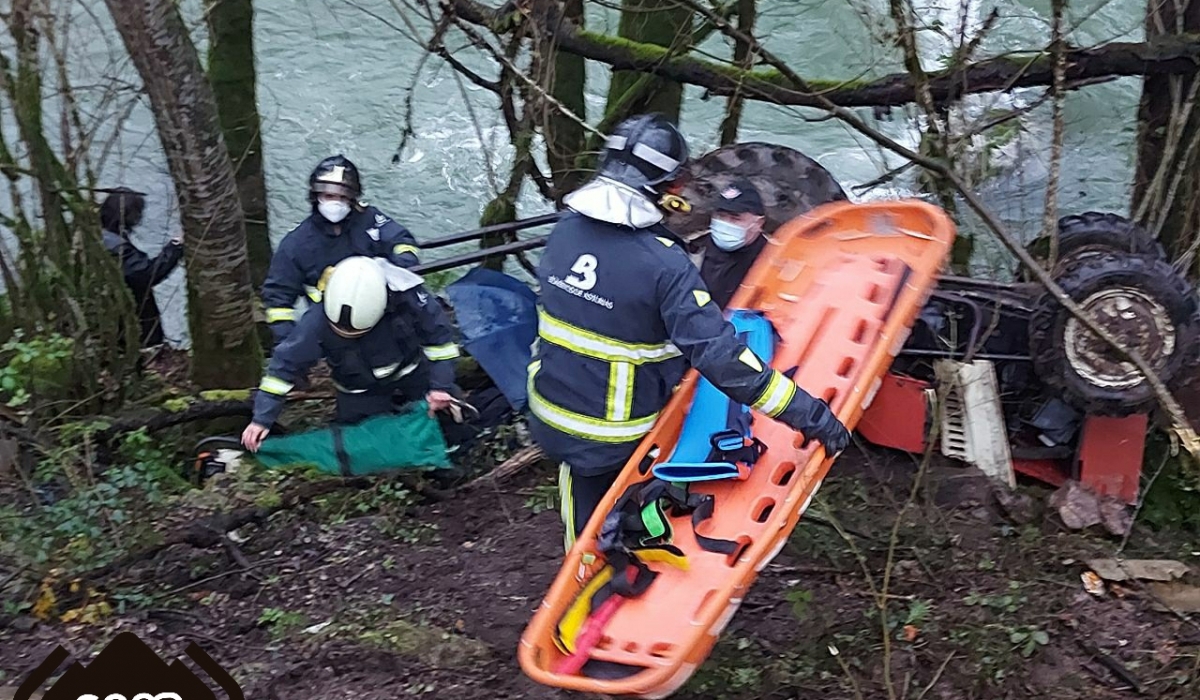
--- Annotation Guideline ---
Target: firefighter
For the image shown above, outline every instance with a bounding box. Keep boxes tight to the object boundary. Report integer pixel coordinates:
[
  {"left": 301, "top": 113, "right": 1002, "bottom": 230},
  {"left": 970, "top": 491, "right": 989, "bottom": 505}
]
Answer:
[
  {"left": 100, "top": 187, "right": 185, "bottom": 348},
  {"left": 241, "top": 256, "right": 460, "bottom": 452},
  {"left": 701, "top": 178, "right": 769, "bottom": 309},
  {"left": 261, "top": 155, "right": 422, "bottom": 346},
  {"left": 529, "top": 114, "right": 852, "bottom": 550}
]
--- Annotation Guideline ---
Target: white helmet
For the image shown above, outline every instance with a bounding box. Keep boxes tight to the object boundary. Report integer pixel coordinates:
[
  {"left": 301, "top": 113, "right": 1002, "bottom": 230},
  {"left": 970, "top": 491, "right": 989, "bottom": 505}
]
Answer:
[{"left": 323, "top": 257, "right": 387, "bottom": 337}]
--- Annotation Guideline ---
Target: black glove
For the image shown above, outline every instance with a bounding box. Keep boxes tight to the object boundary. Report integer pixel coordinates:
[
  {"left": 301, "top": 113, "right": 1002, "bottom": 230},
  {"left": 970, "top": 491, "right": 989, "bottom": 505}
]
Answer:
[{"left": 799, "top": 399, "right": 851, "bottom": 457}]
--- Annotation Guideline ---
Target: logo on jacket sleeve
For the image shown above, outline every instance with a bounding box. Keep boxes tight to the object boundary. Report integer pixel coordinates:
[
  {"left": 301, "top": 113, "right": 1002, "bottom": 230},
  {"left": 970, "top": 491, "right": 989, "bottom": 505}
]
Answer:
[
  {"left": 16, "top": 631, "right": 244, "bottom": 700},
  {"left": 375, "top": 213, "right": 389, "bottom": 227}
]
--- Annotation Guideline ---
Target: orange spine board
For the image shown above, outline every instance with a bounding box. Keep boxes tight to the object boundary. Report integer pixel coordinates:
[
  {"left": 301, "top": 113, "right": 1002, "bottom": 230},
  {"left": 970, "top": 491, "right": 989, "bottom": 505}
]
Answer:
[{"left": 519, "top": 200, "right": 956, "bottom": 698}]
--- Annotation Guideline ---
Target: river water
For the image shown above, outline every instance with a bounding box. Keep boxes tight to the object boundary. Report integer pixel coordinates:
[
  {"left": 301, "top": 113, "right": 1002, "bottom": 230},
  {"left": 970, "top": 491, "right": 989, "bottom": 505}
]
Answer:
[{"left": 0, "top": 0, "right": 1146, "bottom": 346}]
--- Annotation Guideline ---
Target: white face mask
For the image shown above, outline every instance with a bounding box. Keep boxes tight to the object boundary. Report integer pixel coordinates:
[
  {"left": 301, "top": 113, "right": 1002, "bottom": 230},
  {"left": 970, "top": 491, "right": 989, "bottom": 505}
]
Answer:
[
  {"left": 710, "top": 218, "right": 748, "bottom": 251},
  {"left": 318, "top": 200, "right": 352, "bottom": 224}
]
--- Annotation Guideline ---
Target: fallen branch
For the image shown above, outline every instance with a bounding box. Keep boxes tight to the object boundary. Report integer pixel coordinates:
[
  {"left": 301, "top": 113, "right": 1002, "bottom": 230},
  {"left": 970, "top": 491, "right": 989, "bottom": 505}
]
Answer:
[
  {"left": 457, "top": 443, "right": 548, "bottom": 492},
  {"left": 80, "top": 476, "right": 370, "bottom": 583},
  {"left": 449, "top": 0, "right": 1200, "bottom": 109}
]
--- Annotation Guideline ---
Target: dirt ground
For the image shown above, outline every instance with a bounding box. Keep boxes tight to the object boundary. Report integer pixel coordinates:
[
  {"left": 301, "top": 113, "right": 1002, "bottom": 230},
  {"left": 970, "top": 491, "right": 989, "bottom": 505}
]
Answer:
[{"left": 2, "top": 444, "right": 1198, "bottom": 699}]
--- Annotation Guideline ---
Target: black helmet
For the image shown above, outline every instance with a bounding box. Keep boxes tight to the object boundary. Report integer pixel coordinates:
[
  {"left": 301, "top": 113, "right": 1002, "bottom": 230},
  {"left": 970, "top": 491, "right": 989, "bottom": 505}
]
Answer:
[
  {"left": 596, "top": 114, "right": 689, "bottom": 193},
  {"left": 309, "top": 155, "right": 362, "bottom": 202}
]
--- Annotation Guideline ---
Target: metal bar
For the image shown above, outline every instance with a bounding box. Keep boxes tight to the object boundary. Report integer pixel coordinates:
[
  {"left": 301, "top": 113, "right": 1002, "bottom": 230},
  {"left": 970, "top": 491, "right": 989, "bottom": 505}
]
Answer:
[
  {"left": 897, "top": 348, "right": 1032, "bottom": 362},
  {"left": 417, "top": 212, "right": 563, "bottom": 249},
  {"left": 412, "top": 235, "right": 548, "bottom": 274}
]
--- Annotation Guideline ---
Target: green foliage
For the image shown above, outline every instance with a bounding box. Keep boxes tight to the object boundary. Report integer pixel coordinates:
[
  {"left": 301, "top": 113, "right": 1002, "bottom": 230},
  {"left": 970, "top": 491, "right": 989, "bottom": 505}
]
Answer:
[
  {"left": 0, "top": 428, "right": 185, "bottom": 573},
  {"left": 0, "top": 330, "right": 74, "bottom": 407},
  {"left": 785, "top": 587, "right": 813, "bottom": 620},
  {"left": 1138, "top": 432, "right": 1200, "bottom": 533},
  {"left": 257, "top": 607, "right": 309, "bottom": 641},
  {"left": 524, "top": 482, "right": 559, "bottom": 515}
]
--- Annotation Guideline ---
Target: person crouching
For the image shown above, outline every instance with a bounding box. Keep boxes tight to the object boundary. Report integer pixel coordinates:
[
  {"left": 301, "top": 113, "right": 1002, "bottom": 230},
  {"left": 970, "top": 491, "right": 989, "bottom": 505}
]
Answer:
[{"left": 241, "top": 256, "right": 460, "bottom": 451}]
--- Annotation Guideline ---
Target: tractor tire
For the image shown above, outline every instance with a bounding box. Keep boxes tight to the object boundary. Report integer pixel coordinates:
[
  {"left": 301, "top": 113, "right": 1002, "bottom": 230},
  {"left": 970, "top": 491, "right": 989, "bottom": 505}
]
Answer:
[
  {"left": 1028, "top": 252, "right": 1199, "bottom": 416},
  {"left": 1020, "top": 212, "right": 1166, "bottom": 280}
]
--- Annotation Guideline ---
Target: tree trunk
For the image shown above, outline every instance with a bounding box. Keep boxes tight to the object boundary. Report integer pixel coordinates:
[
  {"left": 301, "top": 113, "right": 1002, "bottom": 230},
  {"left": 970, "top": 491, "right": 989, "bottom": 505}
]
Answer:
[
  {"left": 542, "top": 0, "right": 588, "bottom": 197},
  {"left": 719, "top": 0, "right": 755, "bottom": 145},
  {"left": 1133, "top": 0, "right": 1200, "bottom": 276},
  {"left": 105, "top": 0, "right": 262, "bottom": 389},
  {"left": 205, "top": 0, "right": 271, "bottom": 291},
  {"left": 603, "top": 0, "right": 693, "bottom": 123}
]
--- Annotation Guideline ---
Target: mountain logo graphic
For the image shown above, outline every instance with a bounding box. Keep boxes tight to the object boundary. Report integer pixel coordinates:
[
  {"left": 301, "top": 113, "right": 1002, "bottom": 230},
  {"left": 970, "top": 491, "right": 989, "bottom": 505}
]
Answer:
[{"left": 14, "top": 632, "right": 244, "bottom": 700}]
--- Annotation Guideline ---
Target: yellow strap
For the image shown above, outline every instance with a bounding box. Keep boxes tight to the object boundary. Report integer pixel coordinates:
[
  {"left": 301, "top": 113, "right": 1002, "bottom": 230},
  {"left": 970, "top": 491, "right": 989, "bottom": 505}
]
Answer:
[
  {"left": 555, "top": 564, "right": 614, "bottom": 654},
  {"left": 265, "top": 307, "right": 297, "bottom": 324},
  {"left": 393, "top": 243, "right": 420, "bottom": 257}
]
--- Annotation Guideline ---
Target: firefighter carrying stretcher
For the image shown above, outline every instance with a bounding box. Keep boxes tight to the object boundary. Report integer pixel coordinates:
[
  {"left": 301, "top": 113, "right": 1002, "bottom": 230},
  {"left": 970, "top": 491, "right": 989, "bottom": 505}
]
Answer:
[{"left": 528, "top": 113, "right": 852, "bottom": 550}]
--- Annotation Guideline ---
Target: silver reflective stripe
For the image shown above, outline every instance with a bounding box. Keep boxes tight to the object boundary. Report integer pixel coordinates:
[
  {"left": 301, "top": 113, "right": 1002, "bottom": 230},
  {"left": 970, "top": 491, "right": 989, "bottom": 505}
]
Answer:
[
  {"left": 372, "top": 362, "right": 402, "bottom": 379},
  {"left": 606, "top": 134, "right": 628, "bottom": 150},
  {"left": 631, "top": 142, "right": 681, "bottom": 172},
  {"left": 538, "top": 309, "right": 681, "bottom": 364},
  {"left": 338, "top": 361, "right": 419, "bottom": 392},
  {"left": 753, "top": 372, "right": 797, "bottom": 417}
]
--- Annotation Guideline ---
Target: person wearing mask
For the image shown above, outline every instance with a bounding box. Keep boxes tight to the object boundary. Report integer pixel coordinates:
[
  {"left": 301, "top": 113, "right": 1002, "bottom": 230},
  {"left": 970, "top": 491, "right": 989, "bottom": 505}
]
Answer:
[
  {"left": 701, "top": 178, "right": 769, "bottom": 309},
  {"left": 100, "top": 187, "right": 184, "bottom": 348},
  {"left": 261, "top": 155, "right": 422, "bottom": 346},
  {"left": 241, "top": 256, "right": 461, "bottom": 451},
  {"left": 528, "top": 113, "right": 852, "bottom": 550}
]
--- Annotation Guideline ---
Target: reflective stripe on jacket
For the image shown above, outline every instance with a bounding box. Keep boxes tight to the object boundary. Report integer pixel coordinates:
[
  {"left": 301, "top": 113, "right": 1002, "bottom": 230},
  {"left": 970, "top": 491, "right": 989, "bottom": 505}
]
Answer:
[{"left": 528, "top": 212, "right": 823, "bottom": 476}]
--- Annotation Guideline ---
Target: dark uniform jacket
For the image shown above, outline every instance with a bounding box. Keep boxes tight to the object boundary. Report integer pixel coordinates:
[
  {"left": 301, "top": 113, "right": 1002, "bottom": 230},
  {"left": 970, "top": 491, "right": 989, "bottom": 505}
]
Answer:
[
  {"left": 103, "top": 230, "right": 184, "bottom": 347},
  {"left": 262, "top": 205, "right": 420, "bottom": 343},
  {"left": 253, "top": 286, "right": 460, "bottom": 428},
  {"left": 700, "top": 235, "right": 768, "bottom": 309},
  {"left": 529, "top": 212, "right": 834, "bottom": 476}
]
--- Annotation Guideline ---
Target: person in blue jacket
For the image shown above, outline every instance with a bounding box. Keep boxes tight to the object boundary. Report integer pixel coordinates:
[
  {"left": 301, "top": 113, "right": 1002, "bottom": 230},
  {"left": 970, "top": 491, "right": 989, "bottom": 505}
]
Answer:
[
  {"left": 242, "top": 256, "right": 460, "bottom": 452},
  {"left": 261, "top": 155, "right": 422, "bottom": 345},
  {"left": 529, "top": 113, "right": 852, "bottom": 550}
]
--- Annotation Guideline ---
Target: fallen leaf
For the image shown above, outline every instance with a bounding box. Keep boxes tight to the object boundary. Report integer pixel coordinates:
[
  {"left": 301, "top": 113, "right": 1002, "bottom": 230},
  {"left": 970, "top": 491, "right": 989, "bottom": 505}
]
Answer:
[
  {"left": 1087, "top": 559, "right": 1190, "bottom": 583},
  {"left": 903, "top": 625, "right": 919, "bottom": 642},
  {"left": 1146, "top": 582, "right": 1200, "bottom": 613},
  {"left": 1081, "top": 571, "right": 1106, "bottom": 597}
]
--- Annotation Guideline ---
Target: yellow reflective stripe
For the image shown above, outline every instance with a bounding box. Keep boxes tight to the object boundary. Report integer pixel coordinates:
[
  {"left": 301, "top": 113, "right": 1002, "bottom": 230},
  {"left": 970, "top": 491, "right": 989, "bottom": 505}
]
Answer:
[
  {"left": 528, "top": 361, "right": 658, "bottom": 442},
  {"left": 393, "top": 243, "right": 420, "bottom": 257},
  {"left": 423, "top": 343, "right": 461, "bottom": 361},
  {"left": 266, "top": 307, "right": 297, "bottom": 324},
  {"left": 753, "top": 371, "right": 797, "bottom": 417},
  {"left": 538, "top": 309, "right": 681, "bottom": 365},
  {"left": 606, "top": 362, "right": 634, "bottom": 421},
  {"left": 259, "top": 376, "right": 294, "bottom": 395},
  {"left": 559, "top": 462, "right": 575, "bottom": 553},
  {"left": 304, "top": 285, "right": 322, "bottom": 302}
]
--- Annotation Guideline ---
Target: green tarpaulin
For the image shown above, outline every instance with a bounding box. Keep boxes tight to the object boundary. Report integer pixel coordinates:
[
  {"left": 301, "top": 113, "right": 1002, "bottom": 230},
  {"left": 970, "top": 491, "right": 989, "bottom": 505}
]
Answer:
[{"left": 254, "top": 401, "right": 451, "bottom": 475}]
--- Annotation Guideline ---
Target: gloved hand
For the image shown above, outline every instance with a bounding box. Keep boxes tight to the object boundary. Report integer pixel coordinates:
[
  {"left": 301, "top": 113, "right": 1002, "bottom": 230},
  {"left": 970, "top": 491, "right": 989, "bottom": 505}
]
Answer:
[{"left": 798, "top": 399, "right": 851, "bottom": 457}]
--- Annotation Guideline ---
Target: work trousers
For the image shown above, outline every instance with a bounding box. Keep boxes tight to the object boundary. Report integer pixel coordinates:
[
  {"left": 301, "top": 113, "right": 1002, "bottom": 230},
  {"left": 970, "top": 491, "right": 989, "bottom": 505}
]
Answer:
[{"left": 557, "top": 463, "right": 621, "bottom": 553}]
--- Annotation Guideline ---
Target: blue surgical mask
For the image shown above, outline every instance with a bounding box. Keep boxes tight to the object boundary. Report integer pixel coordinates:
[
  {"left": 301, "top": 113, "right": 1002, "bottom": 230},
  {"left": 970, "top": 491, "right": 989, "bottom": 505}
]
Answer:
[{"left": 710, "top": 218, "right": 748, "bottom": 251}]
